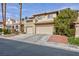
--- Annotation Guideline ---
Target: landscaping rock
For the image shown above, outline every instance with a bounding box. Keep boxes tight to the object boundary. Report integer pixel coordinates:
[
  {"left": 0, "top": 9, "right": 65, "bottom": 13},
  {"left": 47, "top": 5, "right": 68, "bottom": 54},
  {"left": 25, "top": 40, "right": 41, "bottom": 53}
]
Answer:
[{"left": 48, "top": 35, "right": 68, "bottom": 44}]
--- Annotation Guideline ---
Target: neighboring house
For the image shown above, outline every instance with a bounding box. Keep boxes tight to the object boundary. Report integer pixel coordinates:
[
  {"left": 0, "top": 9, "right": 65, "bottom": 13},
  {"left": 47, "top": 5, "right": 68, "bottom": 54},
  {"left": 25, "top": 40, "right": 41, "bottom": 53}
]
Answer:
[
  {"left": 6, "top": 18, "right": 21, "bottom": 33},
  {"left": 0, "top": 22, "right": 3, "bottom": 29},
  {"left": 6, "top": 18, "right": 14, "bottom": 30},
  {"left": 14, "top": 20, "right": 20, "bottom": 32},
  {"left": 0, "top": 18, "right": 25, "bottom": 33},
  {"left": 24, "top": 8, "right": 79, "bottom": 37},
  {"left": 14, "top": 19, "right": 25, "bottom": 33},
  {"left": 0, "top": 22, "right": 3, "bottom": 34}
]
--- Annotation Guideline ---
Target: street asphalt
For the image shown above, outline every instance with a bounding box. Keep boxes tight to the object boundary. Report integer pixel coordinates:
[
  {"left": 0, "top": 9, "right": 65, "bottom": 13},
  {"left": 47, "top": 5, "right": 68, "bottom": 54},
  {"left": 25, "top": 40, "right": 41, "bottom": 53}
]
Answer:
[{"left": 0, "top": 38, "right": 79, "bottom": 56}]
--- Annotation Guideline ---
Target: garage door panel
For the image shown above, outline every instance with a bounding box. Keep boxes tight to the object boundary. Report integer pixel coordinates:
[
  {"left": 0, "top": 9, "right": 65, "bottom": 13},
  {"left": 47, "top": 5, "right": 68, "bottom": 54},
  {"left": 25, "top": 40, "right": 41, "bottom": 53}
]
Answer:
[
  {"left": 27, "top": 27, "right": 33, "bottom": 34},
  {"left": 36, "top": 25, "right": 53, "bottom": 34}
]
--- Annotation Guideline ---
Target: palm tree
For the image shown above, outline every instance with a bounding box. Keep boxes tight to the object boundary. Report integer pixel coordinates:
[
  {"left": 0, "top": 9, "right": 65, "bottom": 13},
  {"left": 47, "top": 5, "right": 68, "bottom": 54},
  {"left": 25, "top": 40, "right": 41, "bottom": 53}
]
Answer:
[
  {"left": 19, "top": 3, "right": 22, "bottom": 33},
  {"left": 1, "top": 3, "right": 6, "bottom": 35}
]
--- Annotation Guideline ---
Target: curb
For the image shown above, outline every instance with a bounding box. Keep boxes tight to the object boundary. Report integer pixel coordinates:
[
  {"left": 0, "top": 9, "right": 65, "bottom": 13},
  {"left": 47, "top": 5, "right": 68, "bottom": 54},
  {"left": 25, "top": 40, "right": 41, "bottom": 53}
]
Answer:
[
  {"left": 6, "top": 38, "right": 79, "bottom": 53},
  {"left": 1, "top": 35, "right": 79, "bottom": 53}
]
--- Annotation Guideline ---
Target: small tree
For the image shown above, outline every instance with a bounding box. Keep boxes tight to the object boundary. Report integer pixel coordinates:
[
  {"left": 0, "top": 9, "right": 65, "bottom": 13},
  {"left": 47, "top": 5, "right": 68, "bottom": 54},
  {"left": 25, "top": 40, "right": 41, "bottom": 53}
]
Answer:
[{"left": 54, "top": 8, "right": 78, "bottom": 37}]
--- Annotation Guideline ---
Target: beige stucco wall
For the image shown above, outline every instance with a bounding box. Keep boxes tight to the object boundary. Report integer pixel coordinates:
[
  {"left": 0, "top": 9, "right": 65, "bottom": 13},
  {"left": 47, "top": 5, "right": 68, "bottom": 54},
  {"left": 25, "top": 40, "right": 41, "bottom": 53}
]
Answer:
[
  {"left": 75, "top": 13, "right": 79, "bottom": 37},
  {"left": 35, "top": 13, "right": 57, "bottom": 22},
  {"left": 26, "top": 21, "right": 34, "bottom": 27},
  {"left": 24, "top": 20, "right": 27, "bottom": 33},
  {"left": 75, "top": 24, "right": 79, "bottom": 37},
  {"left": 25, "top": 20, "right": 35, "bottom": 34},
  {"left": 52, "top": 13, "right": 57, "bottom": 18}
]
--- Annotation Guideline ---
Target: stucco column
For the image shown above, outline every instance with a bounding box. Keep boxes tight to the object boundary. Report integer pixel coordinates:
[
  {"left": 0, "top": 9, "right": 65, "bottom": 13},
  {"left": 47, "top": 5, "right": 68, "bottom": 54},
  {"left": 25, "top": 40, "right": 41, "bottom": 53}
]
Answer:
[
  {"left": 52, "top": 24, "right": 55, "bottom": 35},
  {"left": 33, "top": 19, "right": 37, "bottom": 34},
  {"left": 24, "top": 20, "right": 26, "bottom": 33},
  {"left": 75, "top": 23, "right": 79, "bottom": 37},
  {"left": 18, "top": 25, "right": 20, "bottom": 32}
]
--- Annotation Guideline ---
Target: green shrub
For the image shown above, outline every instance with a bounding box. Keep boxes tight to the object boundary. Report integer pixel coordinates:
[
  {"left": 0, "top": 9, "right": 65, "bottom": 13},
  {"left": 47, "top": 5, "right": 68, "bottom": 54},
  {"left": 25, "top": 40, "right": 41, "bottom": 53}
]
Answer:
[
  {"left": 54, "top": 8, "right": 78, "bottom": 37},
  {"left": 0, "top": 28, "right": 2, "bottom": 35},
  {"left": 0, "top": 28, "right": 11, "bottom": 35},
  {"left": 4, "top": 29, "right": 11, "bottom": 34},
  {"left": 0, "top": 28, "right": 2, "bottom": 32},
  {"left": 68, "top": 37, "right": 79, "bottom": 46}
]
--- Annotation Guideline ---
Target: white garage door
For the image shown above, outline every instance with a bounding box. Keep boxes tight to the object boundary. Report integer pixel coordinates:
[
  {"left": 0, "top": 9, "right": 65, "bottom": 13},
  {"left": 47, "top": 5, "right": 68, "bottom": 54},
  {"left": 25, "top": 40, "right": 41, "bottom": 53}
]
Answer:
[
  {"left": 36, "top": 24, "right": 53, "bottom": 34},
  {"left": 27, "top": 27, "right": 33, "bottom": 34}
]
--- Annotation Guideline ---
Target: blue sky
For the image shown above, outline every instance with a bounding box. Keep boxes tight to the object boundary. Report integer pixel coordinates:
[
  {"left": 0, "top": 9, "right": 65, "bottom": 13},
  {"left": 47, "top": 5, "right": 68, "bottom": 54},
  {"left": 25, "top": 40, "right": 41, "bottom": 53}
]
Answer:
[{"left": 0, "top": 3, "right": 79, "bottom": 21}]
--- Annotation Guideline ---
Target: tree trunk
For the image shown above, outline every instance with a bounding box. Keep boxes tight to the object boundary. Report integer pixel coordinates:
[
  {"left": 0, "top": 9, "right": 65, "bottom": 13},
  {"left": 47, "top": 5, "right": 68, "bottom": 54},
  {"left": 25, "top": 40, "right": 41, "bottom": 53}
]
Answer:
[
  {"left": 2, "top": 3, "right": 6, "bottom": 34},
  {"left": 19, "top": 3, "right": 22, "bottom": 33}
]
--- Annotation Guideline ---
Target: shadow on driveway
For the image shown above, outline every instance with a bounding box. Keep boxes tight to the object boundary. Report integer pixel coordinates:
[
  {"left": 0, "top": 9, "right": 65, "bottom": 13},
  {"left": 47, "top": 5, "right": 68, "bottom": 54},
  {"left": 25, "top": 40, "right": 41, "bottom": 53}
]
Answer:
[{"left": 0, "top": 38, "right": 79, "bottom": 56}]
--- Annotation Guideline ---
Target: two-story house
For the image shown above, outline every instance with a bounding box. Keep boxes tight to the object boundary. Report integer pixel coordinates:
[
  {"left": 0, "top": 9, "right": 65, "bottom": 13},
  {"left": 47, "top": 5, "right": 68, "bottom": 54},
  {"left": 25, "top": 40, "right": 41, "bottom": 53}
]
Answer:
[
  {"left": 24, "top": 8, "right": 79, "bottom": 38},
  {"left": 25, "top": 11, "right": 58, "bottom": 34}
]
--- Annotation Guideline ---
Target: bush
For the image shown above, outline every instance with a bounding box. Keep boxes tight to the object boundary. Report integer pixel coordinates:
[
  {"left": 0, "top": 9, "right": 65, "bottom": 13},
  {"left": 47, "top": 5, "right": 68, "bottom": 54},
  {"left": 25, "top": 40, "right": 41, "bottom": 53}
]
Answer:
[
  {"left": 68, "top": 37, "right": 79, "bottom": 46},
  {"left": 0, "top": 28, "right": 11, "bottom": 35},
  {"left": 54, "top": 8, "right": 78, "bottom": 37},
  {"left": 4, "top": 29, "right": 11, "bottom": 34},
  {"left": 0, "top": 28, "right": 2, "bottom": 32},
  {"left": 0, "top": 28, "right": 2, "bottom": 35}
]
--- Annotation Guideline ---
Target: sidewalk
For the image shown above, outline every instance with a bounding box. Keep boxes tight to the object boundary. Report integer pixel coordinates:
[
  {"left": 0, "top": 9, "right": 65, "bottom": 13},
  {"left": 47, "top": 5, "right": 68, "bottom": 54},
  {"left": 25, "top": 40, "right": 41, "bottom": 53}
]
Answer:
[
  {"left": 0, "top": 34, "right": 33, "bottom": 39},
  {"left": 13, "top": 39, "right": 79, "bottom": 53}
]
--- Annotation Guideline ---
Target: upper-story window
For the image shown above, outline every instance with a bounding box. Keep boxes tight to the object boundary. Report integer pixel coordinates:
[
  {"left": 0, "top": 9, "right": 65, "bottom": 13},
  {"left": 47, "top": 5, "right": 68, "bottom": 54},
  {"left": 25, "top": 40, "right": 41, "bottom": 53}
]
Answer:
[
  {"left": 37, "top": 16, "right": 42, "bottom": 20},
  {"left": 48, "top": 14, "right": 56, "bottom": 19},
  {"left": 35, "top": 15, "right": 45, "bottom": 20},
  {"left": 48, "top": 14, "right": 53, "bottom": 19}
]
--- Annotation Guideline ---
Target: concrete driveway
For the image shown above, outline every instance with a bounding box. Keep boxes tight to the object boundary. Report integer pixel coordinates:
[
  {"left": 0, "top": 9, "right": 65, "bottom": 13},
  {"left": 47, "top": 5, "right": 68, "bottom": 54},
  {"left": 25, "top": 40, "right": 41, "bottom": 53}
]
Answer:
[
  {"left": 0, "top": 38, "right": 79, "bottom": 56},
  {"left": 7, "top": 34, "right": 50, "bottom": 42}
]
